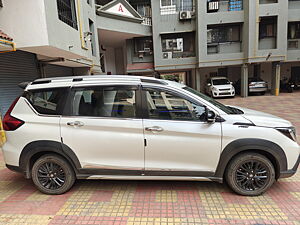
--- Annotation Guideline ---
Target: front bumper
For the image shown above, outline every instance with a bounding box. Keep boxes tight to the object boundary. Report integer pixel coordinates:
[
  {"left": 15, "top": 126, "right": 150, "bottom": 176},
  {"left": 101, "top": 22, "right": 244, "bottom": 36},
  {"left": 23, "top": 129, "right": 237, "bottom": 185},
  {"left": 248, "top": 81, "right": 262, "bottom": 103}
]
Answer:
[
  {"left": 279, "top": 154, "right": 300, "bottom": 178},
  {"left": 213, "top": 91, "right": 235, "bottom": 98}
]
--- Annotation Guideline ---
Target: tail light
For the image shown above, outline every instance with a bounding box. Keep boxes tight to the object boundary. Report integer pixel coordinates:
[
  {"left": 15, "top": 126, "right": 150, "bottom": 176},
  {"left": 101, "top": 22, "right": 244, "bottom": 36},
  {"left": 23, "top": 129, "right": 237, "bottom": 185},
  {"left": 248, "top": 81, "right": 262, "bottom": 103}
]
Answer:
[{"left": 2, "top": 97, "right": 24, "bottom": 131}]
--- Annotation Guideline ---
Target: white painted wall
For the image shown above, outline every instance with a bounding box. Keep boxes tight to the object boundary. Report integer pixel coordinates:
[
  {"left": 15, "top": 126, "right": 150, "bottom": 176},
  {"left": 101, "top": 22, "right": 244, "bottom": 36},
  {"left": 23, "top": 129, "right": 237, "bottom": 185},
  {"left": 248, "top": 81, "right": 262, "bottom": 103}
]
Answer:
[{"left": 0, "top": 0, "right": 49, "bottom": 47}]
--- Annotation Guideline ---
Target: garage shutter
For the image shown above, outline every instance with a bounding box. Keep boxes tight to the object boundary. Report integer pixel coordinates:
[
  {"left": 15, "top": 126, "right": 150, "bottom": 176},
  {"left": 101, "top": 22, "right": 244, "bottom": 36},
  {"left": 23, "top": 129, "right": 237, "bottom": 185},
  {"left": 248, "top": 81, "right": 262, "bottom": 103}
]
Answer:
[
  {"left": 44, "top": 64, "right": 74, "bottom": 78},
  {"left": 0, "top": 51, "right": 40, "bottom": 115}
]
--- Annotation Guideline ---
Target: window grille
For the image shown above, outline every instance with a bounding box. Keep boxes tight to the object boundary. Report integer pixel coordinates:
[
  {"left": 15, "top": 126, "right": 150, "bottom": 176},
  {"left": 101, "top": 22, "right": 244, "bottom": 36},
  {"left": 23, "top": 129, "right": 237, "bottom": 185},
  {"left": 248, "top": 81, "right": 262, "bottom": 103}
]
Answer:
[{"left": 57, "top": 0, "right": 78, "bottom": 29}]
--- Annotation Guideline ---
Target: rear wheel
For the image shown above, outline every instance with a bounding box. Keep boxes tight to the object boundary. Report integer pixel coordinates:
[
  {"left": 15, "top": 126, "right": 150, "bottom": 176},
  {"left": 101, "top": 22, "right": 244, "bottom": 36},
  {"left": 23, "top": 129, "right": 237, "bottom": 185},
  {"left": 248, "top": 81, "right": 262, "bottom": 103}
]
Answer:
[
  {"left": 225, "top": 153, "right": 275, "bottom": 196},
  {"left": 32, "top": 154, "right": 75, "bottom": 195}
]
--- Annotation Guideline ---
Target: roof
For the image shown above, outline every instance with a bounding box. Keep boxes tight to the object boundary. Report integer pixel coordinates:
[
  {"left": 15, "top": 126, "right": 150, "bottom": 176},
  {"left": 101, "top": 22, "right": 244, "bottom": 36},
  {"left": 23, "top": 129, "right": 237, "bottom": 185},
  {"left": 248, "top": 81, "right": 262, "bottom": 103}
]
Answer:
[{"left": 0, "top": 30, "right": 13, "bottom": 41}]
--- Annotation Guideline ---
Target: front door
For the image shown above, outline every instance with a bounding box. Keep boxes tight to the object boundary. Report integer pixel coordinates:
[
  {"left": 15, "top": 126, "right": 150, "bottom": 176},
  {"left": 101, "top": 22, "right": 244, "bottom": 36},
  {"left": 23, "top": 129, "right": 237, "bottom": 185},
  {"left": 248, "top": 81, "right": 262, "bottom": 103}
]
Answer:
[
  {"left": 142, "top": 87, "right": 222, "bottom": 175},
  {"left": 60, "top": 85, "right": 144, "bottom": 174}
]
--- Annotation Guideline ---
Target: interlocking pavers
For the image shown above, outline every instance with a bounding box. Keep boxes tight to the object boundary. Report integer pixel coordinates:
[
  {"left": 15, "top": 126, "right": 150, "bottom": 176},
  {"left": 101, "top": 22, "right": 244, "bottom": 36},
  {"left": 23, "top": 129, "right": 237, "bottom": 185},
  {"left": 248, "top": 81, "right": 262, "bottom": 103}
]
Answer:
[{"left": 0, "top": 92, "right": 300, "bottom": 225}]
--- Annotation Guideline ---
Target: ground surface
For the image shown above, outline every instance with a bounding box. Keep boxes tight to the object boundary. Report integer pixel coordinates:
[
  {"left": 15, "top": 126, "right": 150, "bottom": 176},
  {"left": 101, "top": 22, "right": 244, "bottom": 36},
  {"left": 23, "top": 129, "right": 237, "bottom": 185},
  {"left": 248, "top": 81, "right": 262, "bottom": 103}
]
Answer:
[{"left": 0, "top": 92, "right": 300, "bottom": 225}]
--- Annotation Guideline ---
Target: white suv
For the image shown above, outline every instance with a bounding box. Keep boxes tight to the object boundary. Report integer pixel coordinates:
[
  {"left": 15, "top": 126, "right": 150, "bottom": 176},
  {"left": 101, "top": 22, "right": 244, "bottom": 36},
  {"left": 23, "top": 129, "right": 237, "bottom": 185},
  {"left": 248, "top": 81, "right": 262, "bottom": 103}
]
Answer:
[
  {"left": 206, "top": 77, "right": 235, "bottom": 98},
  {"left": 2, "top": 75, "right": 299, "bottom": 196}
]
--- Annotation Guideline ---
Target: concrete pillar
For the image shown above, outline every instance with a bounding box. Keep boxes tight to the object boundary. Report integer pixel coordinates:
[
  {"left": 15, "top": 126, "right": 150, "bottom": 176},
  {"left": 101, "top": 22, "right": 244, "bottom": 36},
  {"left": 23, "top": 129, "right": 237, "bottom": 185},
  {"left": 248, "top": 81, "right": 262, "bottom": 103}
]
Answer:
[
  {"left": 271, "top": 62, "right": 281, "bottom": 96},
  {"left": 195, "top": 69, "right": 201, "bottom": 92},
  {"left": 241, "top": 64, "right": 249, "bottom": 97}
]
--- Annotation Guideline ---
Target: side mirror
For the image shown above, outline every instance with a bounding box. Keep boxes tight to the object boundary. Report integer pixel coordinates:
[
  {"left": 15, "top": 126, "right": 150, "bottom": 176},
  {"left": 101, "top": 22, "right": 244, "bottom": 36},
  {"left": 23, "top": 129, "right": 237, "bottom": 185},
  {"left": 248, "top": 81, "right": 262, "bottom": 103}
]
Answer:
[
  {"left": 206, "top": 107, "right": 216, "bottom": 123},
  {"left": 207, "top": 83, "right": 212, "bottom": 87},
  {"left": 230, "top": 82, "right": 233, "bottom": 85}
]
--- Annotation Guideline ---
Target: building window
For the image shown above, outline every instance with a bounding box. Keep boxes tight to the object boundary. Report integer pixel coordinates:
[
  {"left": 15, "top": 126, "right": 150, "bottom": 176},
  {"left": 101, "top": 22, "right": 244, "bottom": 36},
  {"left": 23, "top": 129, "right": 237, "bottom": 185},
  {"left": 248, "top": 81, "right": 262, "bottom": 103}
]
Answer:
[
  {"left": 130, "top": 1, "right": 152, "bottom": 26},
  {"left": 161, "top": 32, "right": 195, "bottom": 59},
  {"left": 180, "top": 0, "right": 194, "bottom": 11},
  {"left": 228, "top": 0, "right": 243, "bottom": 11},
  {"left": 160, "top": 0, "right": 177, "bottom": 15},
  {"left": 288, "top": 22, "right": 300, "bottom": 39},
  {"left": 259, "top": 17, "right": 277, "bottom": 39},
  {"left": 207, "top": 24, "right": 241, "bottom": 44},
  {"left": 134, "top": 37, "right": 153, "bottom": 56},
  {"left": 160, "top": 0, "right": 176, "bottom": 7},
  {"left": 57, "top": 0, "right": 78, "bottom": 30}
]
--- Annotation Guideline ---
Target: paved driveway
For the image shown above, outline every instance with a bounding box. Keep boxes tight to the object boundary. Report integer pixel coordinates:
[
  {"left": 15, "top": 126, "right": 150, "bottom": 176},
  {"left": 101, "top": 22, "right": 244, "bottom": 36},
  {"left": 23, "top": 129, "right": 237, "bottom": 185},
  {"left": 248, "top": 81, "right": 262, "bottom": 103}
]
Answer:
[{"left": 0, "top": 92, "right": 299, "bottom": 225}]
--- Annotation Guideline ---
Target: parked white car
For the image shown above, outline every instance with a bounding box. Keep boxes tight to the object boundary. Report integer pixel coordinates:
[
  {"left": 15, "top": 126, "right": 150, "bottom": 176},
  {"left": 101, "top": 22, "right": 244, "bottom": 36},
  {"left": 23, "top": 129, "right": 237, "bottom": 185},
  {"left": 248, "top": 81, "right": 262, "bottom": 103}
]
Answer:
[
  {"left": 2, "top": 75, "right": 299, "bottom": 196},
  {"left": 206, "top": 77, "right": 235, "bottom": 98}
]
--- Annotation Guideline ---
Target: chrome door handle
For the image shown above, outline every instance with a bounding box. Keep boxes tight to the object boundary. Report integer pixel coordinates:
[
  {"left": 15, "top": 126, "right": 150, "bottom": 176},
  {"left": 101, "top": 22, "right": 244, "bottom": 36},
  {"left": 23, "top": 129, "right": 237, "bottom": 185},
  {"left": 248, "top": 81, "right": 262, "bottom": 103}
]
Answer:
[
  {"left": 67, "top": 121, "right": 84, "bottom": 127},
  {"left": 145, "top": 126, "right": 164, "bottom": 132}
]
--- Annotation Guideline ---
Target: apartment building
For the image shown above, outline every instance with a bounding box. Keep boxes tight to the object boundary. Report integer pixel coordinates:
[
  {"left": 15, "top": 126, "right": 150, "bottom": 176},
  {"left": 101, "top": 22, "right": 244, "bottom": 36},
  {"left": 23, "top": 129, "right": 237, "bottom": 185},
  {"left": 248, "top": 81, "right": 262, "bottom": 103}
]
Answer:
[
  {"left": 97, "top": 0, "right": 300, "bottom": 96},
  {"left": 0, "top": 0, "right": 300, "bottom": 113}
]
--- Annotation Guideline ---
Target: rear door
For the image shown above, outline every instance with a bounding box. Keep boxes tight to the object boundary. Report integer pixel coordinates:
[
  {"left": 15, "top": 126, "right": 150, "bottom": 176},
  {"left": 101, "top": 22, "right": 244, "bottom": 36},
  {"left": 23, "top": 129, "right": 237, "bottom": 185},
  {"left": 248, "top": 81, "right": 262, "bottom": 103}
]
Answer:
[{"left": 60, "top": 85, "right": 145, "bottom": 174}]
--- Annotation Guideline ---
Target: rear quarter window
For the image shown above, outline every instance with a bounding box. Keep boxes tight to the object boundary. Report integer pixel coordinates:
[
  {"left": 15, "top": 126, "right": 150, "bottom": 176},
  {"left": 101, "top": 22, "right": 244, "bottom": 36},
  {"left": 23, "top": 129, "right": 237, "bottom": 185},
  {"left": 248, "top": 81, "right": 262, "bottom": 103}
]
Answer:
[{"left": 24, "top": 88, "right": 68, "bottom": 115}]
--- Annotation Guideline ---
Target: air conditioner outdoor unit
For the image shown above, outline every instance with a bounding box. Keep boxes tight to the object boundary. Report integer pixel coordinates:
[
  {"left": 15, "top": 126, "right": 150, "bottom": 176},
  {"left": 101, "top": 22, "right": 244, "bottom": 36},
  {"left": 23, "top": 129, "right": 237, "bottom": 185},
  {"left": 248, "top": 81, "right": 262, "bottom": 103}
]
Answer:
[
  {"left": 179, "top": 11, "right": 193, "bottom": 20},
  {"left": 163, "top": 52, "right": 172, "bottom": 59},
  {"left": 165, "top": 39, "right": 174, "bottom": 50}
]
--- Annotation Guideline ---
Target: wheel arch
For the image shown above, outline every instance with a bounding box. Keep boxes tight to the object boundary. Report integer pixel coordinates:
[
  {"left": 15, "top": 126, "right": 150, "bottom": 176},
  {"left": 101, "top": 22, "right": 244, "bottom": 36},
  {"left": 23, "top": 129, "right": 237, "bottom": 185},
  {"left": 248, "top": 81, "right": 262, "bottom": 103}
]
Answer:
[
  {"left": 19, "top": 140, "right": 81, "bottom": 178},
  {"left": 214, "top": 138, "right": 287, "bottom": 180}
]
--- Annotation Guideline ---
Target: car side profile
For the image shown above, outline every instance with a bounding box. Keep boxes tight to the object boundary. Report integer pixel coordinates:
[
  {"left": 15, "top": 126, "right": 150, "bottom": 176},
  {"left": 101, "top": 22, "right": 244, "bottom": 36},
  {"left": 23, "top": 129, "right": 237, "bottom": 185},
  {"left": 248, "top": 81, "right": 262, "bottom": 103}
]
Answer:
[
  {"left": 2, "top": 75, "right": 300, "bottom": 196},
  {"left": 206, "top": 77, "right": 235, "bottom": 98}
]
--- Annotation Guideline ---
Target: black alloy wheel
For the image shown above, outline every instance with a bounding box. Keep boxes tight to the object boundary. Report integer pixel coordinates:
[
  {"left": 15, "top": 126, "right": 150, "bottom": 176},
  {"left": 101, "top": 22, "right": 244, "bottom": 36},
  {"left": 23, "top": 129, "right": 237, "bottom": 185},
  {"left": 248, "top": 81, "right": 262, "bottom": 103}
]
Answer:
[{"left": 32, "top": 154, "right": 75, "bottom": 195}]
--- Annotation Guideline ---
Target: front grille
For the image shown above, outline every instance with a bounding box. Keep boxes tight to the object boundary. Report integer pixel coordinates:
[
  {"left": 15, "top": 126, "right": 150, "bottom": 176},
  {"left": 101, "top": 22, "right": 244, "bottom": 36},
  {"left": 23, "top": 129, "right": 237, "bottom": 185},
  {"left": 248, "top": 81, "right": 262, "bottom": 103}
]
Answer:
[
  {"left": 219, "top": 92, "right": 231, "bottom": 95},
  {"left": 219, "top": 88, "right": 231, "bottom": 91}
]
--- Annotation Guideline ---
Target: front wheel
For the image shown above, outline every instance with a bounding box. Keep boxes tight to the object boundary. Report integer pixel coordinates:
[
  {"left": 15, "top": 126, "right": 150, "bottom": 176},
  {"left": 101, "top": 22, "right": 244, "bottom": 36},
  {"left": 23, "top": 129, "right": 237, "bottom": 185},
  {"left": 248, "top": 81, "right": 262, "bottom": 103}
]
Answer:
[
  {"left": 31, "top": 154, "right": 75, "bottom": 195},
  {"left": 225, "top": 153, "right": 275, "bottom": 196}
]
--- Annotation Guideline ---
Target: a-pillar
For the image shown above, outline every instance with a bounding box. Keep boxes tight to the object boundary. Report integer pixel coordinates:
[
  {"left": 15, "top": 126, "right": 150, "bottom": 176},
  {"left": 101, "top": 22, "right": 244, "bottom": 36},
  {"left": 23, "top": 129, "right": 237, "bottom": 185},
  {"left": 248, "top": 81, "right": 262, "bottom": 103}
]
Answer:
[
  {"left": 241, "top": 64, "right": 249, "bottom": 97},
  {"left": 271, "top": 62, "right": 281, "bottom": 96}
]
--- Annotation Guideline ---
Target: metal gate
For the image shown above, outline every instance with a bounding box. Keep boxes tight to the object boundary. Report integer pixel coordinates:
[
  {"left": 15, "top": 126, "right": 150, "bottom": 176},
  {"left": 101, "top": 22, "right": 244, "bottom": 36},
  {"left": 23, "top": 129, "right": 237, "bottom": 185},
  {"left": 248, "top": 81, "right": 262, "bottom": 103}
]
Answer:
[{"left": 0, "top": 51, "right": 40, "bottom": 115}]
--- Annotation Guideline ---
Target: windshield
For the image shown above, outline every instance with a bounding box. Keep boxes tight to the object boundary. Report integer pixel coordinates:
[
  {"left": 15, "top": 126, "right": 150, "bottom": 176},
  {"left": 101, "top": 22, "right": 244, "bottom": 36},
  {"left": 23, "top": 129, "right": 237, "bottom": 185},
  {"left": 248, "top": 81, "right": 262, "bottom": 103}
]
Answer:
[
  {"left": 212, "top": 79, "right": 230, "bottom": 85},
  {"left": 183, "top": 86, "right": 239, "bottom": 114}
]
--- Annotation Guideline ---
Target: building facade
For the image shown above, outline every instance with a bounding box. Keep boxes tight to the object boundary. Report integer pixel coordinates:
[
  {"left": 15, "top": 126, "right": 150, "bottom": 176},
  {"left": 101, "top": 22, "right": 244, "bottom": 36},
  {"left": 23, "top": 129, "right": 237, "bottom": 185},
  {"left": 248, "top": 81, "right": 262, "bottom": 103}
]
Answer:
[
  {"left": 0, "top": 0, "right": 300, "bottom": 113},
  {"left": 97, "top": 0, "right": 300, "bottom": 96}
]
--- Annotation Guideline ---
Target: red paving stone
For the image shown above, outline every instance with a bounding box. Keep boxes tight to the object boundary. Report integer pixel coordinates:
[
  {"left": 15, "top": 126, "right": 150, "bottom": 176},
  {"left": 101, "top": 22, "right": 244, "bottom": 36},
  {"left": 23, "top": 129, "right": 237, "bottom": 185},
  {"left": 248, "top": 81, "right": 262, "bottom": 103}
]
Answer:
[{"left": 0, "top": 92, "right": 300, "bottom": 224}]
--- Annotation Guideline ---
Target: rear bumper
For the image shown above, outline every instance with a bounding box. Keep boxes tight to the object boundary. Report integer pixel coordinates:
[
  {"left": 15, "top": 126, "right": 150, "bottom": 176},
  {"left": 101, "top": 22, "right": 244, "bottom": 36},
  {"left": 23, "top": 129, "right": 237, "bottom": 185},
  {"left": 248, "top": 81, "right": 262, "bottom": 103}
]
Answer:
[
  {"left": 279, "top": 154, "right": 300, "bottom": 178},
  {"left": 249, "top": 87, "right": 268, "bottom": 93},
  {"left": 6, "top": 164, "right": 24, "bottom": 174}
]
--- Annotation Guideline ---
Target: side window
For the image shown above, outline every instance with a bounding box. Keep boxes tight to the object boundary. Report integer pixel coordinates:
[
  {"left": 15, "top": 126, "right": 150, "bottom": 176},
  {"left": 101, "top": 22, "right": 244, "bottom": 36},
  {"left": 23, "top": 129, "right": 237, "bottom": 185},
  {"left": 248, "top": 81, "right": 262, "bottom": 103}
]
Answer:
[
  {"left": 72, "top": 86, "right": 137, "bottom": 118},
  {"left": 145, "top": 89, "right": 206, "bottom": 121},
  {"left": 24, "top": 88, "right": 68, "bottom": 115}
]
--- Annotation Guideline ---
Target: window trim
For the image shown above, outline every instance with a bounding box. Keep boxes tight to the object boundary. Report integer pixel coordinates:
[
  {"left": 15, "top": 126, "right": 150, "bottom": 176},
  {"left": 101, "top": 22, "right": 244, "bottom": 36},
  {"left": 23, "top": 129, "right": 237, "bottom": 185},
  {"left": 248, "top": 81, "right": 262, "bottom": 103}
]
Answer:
[
  {"left": 67, "top": 85, "right": 143, "bottom": 119},
  {"left": 141, "top": 85, "right": 207, "bottom": 122}
]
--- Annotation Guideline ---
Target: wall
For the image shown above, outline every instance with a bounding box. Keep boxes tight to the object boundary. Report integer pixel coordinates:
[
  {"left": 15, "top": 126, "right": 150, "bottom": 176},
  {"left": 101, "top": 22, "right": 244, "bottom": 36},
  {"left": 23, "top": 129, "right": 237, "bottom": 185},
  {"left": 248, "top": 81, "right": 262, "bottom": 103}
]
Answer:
[
  {"left": 151, "top": 0, "right": 197, "bottom": 71},
  {"left": 44, "top": 0, "right": 100, "bottom": 69},
  {"left": 0, "top": 0, "right": 49, "bottom": 48}
]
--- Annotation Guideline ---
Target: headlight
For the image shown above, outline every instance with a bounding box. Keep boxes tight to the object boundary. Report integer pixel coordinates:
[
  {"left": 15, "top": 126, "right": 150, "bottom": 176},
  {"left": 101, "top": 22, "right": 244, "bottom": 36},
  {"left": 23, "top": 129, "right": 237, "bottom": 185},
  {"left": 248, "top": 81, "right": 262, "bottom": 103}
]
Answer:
[{"left": 276, "top": 127, "right": 297, "bottom": 142}]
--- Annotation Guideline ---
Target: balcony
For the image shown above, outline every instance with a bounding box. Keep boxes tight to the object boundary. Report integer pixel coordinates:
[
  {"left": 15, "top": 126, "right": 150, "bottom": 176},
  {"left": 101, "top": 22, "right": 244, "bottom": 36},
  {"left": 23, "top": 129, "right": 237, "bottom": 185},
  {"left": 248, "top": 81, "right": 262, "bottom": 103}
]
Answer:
[
  {"left": 207, "top": 24, "right": 243, "bottom": 54},
  {"left": 207, "top": 0, "right": 243, "bottom": 13}
]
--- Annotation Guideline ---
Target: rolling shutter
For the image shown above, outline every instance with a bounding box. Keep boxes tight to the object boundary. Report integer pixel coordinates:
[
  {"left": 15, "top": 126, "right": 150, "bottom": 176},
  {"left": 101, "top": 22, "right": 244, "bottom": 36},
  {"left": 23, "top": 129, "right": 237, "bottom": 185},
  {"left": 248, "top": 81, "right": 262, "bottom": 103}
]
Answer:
[{"left": 0, "top": 51, "right": 40, "bottom": 115}]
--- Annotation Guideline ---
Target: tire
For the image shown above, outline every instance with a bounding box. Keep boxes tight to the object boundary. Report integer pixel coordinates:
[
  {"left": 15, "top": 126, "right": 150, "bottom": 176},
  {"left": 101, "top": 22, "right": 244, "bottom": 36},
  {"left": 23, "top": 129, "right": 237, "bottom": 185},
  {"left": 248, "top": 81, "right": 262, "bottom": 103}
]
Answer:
[
  {"left": 225, "top": 153, "right": 275, "bottom": 196},
  {"left": 31, "top": 154, "right": 75, "bottom": 195}
]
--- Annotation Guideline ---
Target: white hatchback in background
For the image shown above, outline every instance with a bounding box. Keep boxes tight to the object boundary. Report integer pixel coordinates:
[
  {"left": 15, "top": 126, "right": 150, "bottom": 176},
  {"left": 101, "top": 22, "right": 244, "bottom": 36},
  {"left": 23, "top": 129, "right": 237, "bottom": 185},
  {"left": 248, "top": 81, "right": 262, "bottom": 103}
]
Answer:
[{"left": 206, "top": 77, "right": 235, "bottom": 98}]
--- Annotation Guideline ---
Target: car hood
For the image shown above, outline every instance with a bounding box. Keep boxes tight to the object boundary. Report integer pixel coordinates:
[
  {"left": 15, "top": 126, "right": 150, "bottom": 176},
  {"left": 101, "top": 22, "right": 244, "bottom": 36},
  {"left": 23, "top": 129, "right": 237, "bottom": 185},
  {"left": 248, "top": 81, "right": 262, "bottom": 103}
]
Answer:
[
  {"left": 230, "top": 106, "right": 293, "bottom": 128},
  {"left": 213, "top": 84, "right": 233, "bottom": 89}
]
